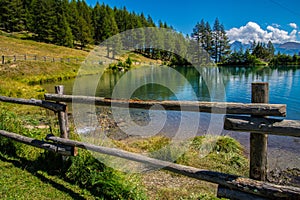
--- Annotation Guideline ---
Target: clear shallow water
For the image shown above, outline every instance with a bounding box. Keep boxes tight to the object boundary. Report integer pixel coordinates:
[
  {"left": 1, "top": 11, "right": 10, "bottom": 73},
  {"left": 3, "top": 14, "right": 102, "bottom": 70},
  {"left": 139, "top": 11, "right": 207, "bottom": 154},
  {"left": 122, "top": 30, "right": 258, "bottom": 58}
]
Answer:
[
  {"left": 45, "top": 66, "right": 300, "bottom": 120},
  {"left": 44, "top": 66, "right": 300, "bottom": 169}
]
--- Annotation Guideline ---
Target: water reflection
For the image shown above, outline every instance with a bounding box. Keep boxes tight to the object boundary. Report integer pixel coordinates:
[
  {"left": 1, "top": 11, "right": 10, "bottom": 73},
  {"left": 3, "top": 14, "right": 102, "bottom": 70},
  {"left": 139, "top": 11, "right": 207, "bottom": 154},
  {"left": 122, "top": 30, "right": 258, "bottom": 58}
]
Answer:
[{"left": 44, "top": 65, "right": 300, "bottom": 120}]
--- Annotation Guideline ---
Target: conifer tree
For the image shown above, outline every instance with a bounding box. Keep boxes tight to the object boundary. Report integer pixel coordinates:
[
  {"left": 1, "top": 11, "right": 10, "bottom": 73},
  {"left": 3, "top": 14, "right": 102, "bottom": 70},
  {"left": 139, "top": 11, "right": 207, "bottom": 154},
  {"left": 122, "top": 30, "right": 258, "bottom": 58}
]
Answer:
[
  {"left": 30, "top": 0, "right": 56, "bottom": 42},
  {"left": 52, "top": 0, "right": 73, "bottom": 47}
]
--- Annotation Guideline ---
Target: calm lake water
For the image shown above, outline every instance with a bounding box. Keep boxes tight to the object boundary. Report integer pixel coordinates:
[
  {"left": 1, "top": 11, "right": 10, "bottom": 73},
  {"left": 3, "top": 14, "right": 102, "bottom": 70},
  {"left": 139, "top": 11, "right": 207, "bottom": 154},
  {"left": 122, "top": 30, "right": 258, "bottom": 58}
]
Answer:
[{"left": 43, "top": 65, "right": 300, "bottom": 170}]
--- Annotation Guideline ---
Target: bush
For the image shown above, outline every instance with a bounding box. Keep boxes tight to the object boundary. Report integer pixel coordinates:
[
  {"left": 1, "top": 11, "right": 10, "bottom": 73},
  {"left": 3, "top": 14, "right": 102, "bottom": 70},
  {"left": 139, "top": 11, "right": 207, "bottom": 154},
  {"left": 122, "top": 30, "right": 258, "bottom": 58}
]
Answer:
[{"left": 65, "top": 150, "right": 147, "bottom": 200}]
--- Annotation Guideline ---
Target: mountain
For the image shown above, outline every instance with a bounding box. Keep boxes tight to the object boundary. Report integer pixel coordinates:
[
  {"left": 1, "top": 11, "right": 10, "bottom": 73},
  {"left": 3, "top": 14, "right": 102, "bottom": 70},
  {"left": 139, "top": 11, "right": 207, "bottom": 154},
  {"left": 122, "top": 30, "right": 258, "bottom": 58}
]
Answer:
[
  {"left": 230, "top": 41, "right": 300, "bottom": 56},
  {"left": 279, "top": 42, "right": 300, "bottom": 49},
  {"left": 277, "top": 42, "right": 300, "bottom": 55}
]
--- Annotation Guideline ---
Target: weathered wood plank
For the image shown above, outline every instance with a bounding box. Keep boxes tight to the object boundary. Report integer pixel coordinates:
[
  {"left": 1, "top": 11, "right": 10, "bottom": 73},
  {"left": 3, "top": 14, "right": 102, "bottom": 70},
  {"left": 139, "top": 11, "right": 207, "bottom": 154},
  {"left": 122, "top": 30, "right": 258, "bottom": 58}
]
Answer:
[
  {"left": 44, "top": 94, "right": 287, "bottom": 117},
  {"left": 46, "top": 134, "right": 300, "bottom": 199},
  {"left": 0, "top": 96, "right": 66, "bottom": 112},
  {"left": 224, "top": 116, "right": 300, "bottom": 137},
  {"left": 0, "top": 130, "right": 74, "bottom": 156},
  {"left": 250, "top": 82, "right": 268, "bottom": 181},
  {"left": 217, "top": 186, "right": 270, "bottom": 200},
  {"left": 55, "top": 86, "right": 68, "bottom": 139}
]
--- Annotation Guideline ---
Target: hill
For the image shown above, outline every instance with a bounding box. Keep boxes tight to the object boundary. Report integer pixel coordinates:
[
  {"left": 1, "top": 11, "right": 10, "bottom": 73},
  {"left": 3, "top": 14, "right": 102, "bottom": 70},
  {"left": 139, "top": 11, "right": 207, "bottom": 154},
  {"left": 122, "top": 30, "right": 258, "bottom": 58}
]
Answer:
[{"left": 0, "top": 34, "right": 88, "bottom": 59}]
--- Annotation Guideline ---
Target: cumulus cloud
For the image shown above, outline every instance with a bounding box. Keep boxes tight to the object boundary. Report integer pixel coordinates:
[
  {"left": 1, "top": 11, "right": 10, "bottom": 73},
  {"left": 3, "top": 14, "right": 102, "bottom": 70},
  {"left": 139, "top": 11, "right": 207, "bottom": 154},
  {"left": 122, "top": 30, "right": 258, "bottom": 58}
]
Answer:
[
  {"left": 289, "top": 23, "right": 298, "bottom": 29},
  {"left": 227, "top": 22, "right": 297, "bottom": 44}
]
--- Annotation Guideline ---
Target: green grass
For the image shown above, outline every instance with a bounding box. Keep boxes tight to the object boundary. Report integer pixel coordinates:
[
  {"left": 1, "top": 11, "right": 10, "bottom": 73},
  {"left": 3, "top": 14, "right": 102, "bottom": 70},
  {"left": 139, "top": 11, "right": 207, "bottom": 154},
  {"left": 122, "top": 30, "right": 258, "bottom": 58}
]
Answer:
[
  {"left": 0, "top": 109, "right": 147, "bottom": 200},
  {"left": 114, "top": 135, "right": 249, "bottom": 199},
  {"left": 0, "top": 157, "right": 95, "bottom": 200},
  {"left": 0, "top": 35, "right": 88, "bottom": 59}
]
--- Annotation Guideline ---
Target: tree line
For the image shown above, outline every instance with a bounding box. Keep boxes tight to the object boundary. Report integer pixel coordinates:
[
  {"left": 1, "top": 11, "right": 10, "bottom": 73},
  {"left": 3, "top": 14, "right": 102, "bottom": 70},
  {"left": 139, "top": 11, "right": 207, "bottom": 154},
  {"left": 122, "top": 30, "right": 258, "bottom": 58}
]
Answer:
[
  {"left": 222, "top": 41, "right": 300, "bottom": 66},
  {"left": 1, "top": 0, "right": 297, "bottom": 66},
  {"left": 0, "top": 0, "right": 232, "bottom": 66},
  {"left": 0, "top": 0, "right": 161, "bottom": 48}
]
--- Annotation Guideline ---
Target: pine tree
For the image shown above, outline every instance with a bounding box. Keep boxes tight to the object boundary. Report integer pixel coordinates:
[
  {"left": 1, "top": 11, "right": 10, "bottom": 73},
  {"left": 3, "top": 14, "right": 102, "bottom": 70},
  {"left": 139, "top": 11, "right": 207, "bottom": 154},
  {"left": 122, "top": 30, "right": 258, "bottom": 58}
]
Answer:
[
  {"left": 212, "top": 18, "right": 221, "bottom": 63},
  {"left": 30, "top": 0, "right": 56, "bottom": 42},
  {"left": 191, "top": 19, "right": 206, "bottom": 64},
  {"left": 52, "top": 0, "right": 73, "bottom": 47},
  {"left": 67, "top": 0, "right": 80, "bottom": 45},
  {"left": 267, "top": 40, "right": 275, "bottom": 57},
  {"left": 0, "top": 0, "right": 26, "bottom": 32},
  {"left": 204, "top": 22, "right": 213, "bottom": 63},
  {"left": 76, "top": 0, "right": 93, "bottom": 48},
  {"left": 211, "top": 18, "right": 230, "bottom": 63},
  {"left": 218, "top": 24, "right": 231, "bottom": 63}
]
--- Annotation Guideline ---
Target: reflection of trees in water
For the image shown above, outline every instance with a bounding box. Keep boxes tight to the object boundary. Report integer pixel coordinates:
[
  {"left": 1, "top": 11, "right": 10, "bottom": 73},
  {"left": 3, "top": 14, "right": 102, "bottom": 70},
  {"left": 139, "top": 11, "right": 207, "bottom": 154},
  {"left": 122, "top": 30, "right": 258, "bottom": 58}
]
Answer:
[{"left": 52, "top": 66, "right": 300, "bottom": 105}]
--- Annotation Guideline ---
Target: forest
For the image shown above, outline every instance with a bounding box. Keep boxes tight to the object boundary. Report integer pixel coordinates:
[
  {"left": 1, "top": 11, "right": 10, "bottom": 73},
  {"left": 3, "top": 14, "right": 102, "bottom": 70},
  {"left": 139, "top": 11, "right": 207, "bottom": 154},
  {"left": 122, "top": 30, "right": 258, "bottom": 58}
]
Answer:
[{"left": 1, "top": 0, "right": 299, "bottom": 66}]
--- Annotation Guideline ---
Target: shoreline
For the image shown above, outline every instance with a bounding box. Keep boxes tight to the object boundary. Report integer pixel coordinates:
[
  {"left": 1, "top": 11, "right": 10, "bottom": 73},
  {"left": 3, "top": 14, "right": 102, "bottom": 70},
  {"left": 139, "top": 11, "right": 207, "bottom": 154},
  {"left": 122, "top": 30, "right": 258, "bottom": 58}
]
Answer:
[{"left": 75, "top": 107, "right": 300, "bottom": 171}]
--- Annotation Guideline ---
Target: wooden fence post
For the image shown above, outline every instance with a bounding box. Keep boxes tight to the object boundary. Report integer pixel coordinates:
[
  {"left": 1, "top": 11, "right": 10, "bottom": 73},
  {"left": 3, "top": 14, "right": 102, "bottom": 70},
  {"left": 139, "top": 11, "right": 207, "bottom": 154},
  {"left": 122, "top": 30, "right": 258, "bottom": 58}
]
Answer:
[
  {"left": 55, "top": 86, "right": 68, "bottom": 139},
  {"left": 2, "top": 55, "right": 4, "bottom": 64},
  {"left": 250, "top": 82, "right": 269, "bottom": 181}
]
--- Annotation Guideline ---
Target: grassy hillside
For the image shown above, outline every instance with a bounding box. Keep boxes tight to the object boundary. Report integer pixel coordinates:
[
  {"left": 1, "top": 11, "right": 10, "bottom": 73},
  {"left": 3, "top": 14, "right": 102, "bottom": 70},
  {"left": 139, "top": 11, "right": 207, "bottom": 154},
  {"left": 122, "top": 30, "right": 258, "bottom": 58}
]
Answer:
[
  {"left": 0, "top": 35, "right": 88, "bottom": 99},
  {"left": 0, "top": 35, "right": 88, "bottom": 59}
]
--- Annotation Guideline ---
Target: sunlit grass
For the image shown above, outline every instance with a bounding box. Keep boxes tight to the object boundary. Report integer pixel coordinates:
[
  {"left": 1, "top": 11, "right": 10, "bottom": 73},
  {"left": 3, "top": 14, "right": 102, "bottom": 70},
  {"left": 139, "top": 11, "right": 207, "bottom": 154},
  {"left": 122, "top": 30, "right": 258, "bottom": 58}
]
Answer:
[{"left": 0, "top": 35, "right": 88, "bottom": 59}]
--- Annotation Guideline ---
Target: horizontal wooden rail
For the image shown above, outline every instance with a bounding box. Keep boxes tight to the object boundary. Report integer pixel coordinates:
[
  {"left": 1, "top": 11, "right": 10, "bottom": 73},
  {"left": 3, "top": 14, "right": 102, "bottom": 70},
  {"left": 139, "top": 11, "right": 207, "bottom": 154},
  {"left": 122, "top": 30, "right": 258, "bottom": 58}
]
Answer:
[
  {"left": 0, "top": 96, "right": 66, "bottom": 112},
  {"left": 1, "top": 54, "right": 82, "bottom": 64},
  {"left": 46, "top": 134, "right": 300, "bottom": 199},
  {"left": 0, "top": 130, "right": 74, "bottom": 156},
  {"left": 44, "top": 94, "right": 286, "bottom": 117},
  {"left": 224, "top": 116, "right": 300, "bottom": 137}
]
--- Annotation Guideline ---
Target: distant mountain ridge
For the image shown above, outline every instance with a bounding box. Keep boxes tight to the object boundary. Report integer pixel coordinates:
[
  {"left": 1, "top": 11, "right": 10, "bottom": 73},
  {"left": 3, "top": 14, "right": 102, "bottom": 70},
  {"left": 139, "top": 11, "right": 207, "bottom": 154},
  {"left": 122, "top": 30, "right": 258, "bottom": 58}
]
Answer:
[{"left": 230, "top": 41, "right": 300, "bottom": 55}]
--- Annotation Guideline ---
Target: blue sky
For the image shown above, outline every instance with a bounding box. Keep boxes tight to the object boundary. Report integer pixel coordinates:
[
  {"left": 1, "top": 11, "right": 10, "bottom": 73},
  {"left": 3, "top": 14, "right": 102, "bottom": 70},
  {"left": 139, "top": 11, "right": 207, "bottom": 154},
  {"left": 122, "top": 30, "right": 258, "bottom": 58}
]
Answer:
[{"left": 86, "top": 0, "right": 300, "bottom": 44}]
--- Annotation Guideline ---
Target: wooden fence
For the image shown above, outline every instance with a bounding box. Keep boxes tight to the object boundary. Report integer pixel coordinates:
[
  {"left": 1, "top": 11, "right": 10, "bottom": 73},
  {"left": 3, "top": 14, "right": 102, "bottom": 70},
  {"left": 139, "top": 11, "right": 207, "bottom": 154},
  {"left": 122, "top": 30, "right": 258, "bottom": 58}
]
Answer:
[
  {"left": 1, "top": 54, "right": 83, "bottom": 64},
  {"left": 0, "top": 83, "right": 300, "bottom": 199},
  {"left": 1, "top": 54, "right": 159, "bottom": 66}
]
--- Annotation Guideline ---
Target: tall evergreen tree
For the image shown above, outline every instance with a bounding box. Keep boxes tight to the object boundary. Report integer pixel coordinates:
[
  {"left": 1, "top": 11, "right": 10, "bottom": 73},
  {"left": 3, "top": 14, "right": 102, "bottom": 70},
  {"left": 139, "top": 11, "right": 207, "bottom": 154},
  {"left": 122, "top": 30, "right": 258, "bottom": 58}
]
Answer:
[
  {"left": 52, "top": 0, "right": 73, "bottom": 47},
  {"left": 0, "top": 0, "right": 27, "bottom": 32},
  {"left": 76, "top": 0, "right": 93, "bottom": 48},
  {"left": 30, "top": 0, "right": 56, "bottom": 42},
  {"left": 191, "top": 19, "right": 206, "bottom": 64},
  {"left": 211, "top": 18, "right": 230, "bottom": 63},
  {"left": 267, "top": 40, "right": 275, "bottom": 57}
]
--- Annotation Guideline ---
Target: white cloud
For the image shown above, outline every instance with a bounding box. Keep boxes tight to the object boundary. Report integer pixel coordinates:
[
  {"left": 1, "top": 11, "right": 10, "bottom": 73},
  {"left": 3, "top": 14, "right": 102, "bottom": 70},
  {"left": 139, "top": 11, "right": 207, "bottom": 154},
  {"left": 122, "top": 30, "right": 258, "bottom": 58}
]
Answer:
[
  {"left": 289, "top": 23, "right": 298, "bottom": 29},
  {"left": 271, "top": 23, "right": 281, "bottom": 28},
  {"left": 227, "top": 22, "right": 298, "bottom": 44}
]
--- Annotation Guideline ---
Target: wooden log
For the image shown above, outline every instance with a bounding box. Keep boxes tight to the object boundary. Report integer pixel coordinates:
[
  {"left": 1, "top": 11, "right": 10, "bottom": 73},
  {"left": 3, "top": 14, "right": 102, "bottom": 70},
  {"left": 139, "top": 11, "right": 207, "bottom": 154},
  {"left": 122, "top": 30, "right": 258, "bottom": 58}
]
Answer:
[
  {"left": 251, "top": 82, "right": 268, "bottom": 181},
  {"left": 217, "top": 186, "right": 270, "bottom": 200},
  {"left": 0, "top": 130, "right": 74, "bottom": 156},
  {"left": 55, "top": 86, "right": 68, "bottom": 139},
  {"left": 46, "top": 134, "right": 300, "bottom": 199},
  {"left": 44, "top": 94, "right": 286, "bottom": 117},
  {"left": 0, "top": 96, "right": 66, "bottom": 112},
  {"left": 224, "top": 116, "right": 300, "bottom": 137}
]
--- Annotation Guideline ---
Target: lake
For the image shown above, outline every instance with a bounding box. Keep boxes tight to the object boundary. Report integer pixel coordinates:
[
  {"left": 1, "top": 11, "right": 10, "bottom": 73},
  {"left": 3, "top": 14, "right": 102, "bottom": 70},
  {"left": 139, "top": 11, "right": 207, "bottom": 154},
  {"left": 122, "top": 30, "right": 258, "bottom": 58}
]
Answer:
[{"left": 43, "top": 65, "right": 300, "bottom": 170}]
